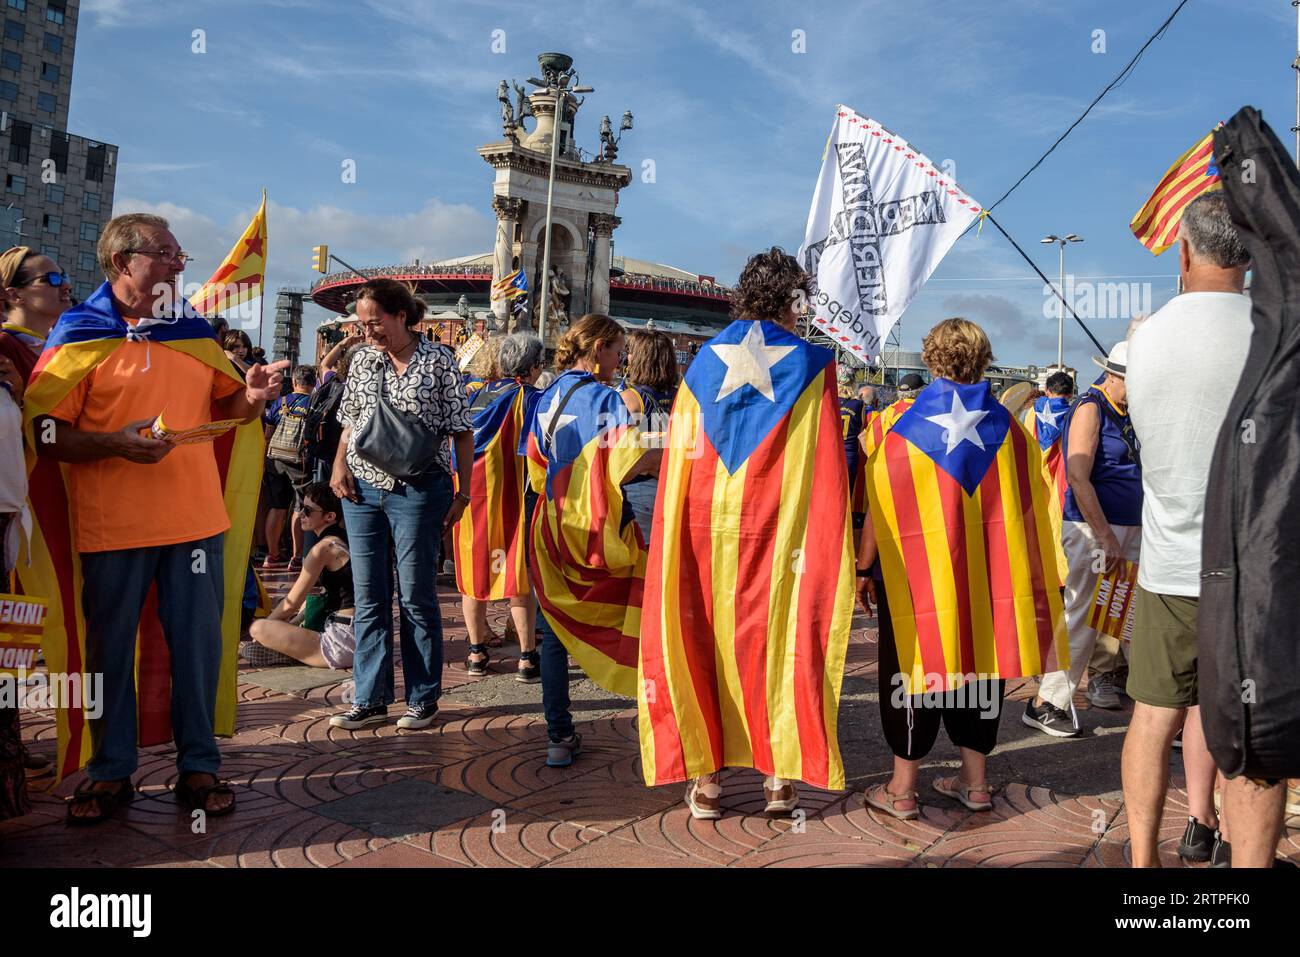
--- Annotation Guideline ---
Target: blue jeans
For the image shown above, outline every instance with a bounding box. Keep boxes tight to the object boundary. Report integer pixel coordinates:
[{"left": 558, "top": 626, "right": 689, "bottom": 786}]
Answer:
[
  {"left": 622, "top": 478, "right": 657, "bottom": 540},
  {"left": 80, "top": 533, "right": 226, "bottom": 781},
  {"left": 343, "top": 472, "right": 452, "bottom": 709},
  {"left": 535, "top": 610, "right": 575, "bottom": 743}
]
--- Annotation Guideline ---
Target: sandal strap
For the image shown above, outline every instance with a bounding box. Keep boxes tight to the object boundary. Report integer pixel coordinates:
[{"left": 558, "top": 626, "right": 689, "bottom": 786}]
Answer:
[{"left": 468, "top": 643, "right": 488, "bottom": 654}]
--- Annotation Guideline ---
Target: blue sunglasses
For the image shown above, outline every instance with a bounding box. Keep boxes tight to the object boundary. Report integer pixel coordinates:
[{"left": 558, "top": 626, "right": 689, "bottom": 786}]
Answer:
[{"left": 20, "top": 271, "right": 68, "bottom": 288}]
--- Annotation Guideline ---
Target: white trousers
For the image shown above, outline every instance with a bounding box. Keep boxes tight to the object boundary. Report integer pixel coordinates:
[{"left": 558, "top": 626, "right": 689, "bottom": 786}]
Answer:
[{"left": 1038, "top": 520, "right": 1142, "bottom": 711}]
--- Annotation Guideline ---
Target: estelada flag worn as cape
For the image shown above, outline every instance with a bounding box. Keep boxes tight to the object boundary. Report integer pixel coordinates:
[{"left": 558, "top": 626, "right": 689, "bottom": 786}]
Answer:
[
  {"left": 452, "top": 379, "right": 537, "bottom": 600},
  {"left": 638, "top": 320, "right": 855, "bottom": 790},
  {"left": 861, "top": 396, "right": 915, "bottom": 461},
  {"left": 866, "top": 378, "right": 1068, "bottom": 694},
  {"left": 19, "top": 282, "right": 260, "bottom": 780},
  {"left": 524, "top": 369, "right": 646, "bottom": 698},
  {"left": 1025, "top": 394, "right": 1071, "bottom": 586}
]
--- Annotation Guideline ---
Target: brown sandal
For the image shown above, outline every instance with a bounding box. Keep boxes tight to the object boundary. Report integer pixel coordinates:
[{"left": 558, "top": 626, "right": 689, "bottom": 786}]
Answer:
[
  {"left": 175, "top": 773, "right": 237, "bottom": 817},
  {"left": 66, "top": 778, "right": 134, "bottom": 826},
  {"left": 864, "top": 782, "right": 919, "bottom": 820}
]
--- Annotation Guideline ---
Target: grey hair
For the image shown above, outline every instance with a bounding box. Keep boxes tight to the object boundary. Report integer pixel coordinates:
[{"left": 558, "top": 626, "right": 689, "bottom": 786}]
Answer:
[
  {"left": 1179, "top": 193, "right": 1249, "bottom": 269},
  {"left": 497, "top": 330, "right": 544, "bottom": 378}
]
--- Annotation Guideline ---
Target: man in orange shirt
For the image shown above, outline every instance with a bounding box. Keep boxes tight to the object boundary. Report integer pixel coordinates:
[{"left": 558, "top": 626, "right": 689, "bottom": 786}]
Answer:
[{"left": 32, "top": 213, "right": 286, "bottom": 824}]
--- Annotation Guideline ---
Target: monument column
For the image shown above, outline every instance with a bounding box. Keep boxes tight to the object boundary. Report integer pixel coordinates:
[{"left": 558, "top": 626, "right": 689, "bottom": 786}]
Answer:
[
  {"left": 491, "top": 196, "right": 524, "bottom": 329},
  {"left": 589, "top": 213, "right": 620, "bottom": 315}
]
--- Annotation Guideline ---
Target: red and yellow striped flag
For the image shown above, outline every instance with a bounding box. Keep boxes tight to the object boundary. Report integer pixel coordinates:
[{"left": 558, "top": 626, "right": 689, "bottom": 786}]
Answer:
[
  {"left": 190, "top": 191, "right": 267, "bottom": 314},
  {"left": 861, "top": 396, "right": 914, "bottom": 461},
  {"left": 1130, "top": 128, "right": 1223, "bottom": 255},
  {"left": 452, "top": 380, "right": 534, "bottom": 600},
  {"left": 639, "top": 320, "right": 855, "bottom": 790},
  {"left": 866, "top": 378, "right": 1068, "bottom": 692}
]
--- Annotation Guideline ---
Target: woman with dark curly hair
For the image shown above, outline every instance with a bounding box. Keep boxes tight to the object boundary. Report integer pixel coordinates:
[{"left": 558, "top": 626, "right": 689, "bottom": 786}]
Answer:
[{"left": 640, "top": 247, "right": 855, "bottom": 822}]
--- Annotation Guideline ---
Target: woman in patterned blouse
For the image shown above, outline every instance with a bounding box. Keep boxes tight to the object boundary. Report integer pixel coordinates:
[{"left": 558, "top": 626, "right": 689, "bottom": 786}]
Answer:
[{"left": 328, "top": 279, "right": 474, "bottom": 732}]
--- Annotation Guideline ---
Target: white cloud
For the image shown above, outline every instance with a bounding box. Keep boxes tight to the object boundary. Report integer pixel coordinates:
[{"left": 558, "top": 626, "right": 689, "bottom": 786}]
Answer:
[{"left": 111, "top": 194, "right": 492, "bottom": 355}]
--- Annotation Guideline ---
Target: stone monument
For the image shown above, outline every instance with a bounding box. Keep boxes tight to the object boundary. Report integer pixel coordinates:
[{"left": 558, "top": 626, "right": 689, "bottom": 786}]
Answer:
[{"left": 479, "top": 53, "right": 633, "bottom": 341}]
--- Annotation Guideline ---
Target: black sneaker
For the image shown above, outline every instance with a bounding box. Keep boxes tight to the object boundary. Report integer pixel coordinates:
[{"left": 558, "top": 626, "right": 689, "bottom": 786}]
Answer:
[
  {"left": 1177, "top": 816, "right": 1215, "bottom": 862},
  {"left": 466, "top": 643, "right": 490, "bottom": 676},
  {"left": 1022, "top": 699, "right": 1080, "bottom": 738},
  {"left": 397, "top": 702, "right": 438, "bottom": 730},
  {"left": 516, "top": 650, "right": 541, "bottom": 684},
  {"left": 329, "top": 704, "right": 388, "bottom": 730}
]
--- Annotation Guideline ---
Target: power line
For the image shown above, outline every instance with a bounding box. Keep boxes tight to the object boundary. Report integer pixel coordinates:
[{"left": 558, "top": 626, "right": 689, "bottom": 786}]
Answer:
[{"left": 978, "top": 0, "right": 1192, "bottom": 217}]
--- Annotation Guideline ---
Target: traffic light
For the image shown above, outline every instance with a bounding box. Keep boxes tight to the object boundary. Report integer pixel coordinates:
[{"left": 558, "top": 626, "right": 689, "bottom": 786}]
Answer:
[{"left": 311, "top": 244, "right": 329, "bottom": 274}]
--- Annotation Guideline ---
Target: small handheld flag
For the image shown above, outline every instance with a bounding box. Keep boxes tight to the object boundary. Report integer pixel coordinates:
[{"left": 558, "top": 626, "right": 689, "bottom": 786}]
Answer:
[{"left": 190, "top": 191, "right": 268, "bottom": 314}]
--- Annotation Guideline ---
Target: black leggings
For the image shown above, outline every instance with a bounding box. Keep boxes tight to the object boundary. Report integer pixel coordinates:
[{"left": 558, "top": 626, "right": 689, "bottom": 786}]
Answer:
[{"left": 876, "top": 583, "right": 1007, "bottom": 760}]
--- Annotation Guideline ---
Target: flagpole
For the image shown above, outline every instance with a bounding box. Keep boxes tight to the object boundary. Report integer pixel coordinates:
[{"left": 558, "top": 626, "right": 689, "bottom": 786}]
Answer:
[{"left": 258, "top": 189, "right": 268, "bottom": 353}]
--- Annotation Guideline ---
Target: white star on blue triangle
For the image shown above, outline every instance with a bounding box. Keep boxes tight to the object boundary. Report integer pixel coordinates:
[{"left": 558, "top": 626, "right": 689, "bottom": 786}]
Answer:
[
  {"left": 892, "top": 378, "right": 1011, "bottom": 495},
  {"left": 685, "top": 320, "right": 832, "bottom": 474}
]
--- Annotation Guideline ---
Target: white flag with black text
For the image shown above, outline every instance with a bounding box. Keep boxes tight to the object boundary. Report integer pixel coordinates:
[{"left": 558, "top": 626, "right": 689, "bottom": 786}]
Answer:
[{"left": 798, "top": 106, "right": 982, "bottom": 363}]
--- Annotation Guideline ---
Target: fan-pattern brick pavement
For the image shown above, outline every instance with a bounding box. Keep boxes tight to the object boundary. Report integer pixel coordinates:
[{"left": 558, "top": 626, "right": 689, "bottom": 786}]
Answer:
[{"left": 4, "top": 569, "right": 1298, "bottom": 868}]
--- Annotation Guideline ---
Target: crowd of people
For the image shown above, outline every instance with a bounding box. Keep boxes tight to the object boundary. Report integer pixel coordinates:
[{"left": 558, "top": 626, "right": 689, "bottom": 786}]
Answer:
[{"left": 0, "top": 195, "right": 1293, "bottom": 867}]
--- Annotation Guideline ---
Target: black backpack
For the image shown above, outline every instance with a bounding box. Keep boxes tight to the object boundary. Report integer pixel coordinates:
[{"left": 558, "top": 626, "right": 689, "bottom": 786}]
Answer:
[
  {"left": 303, "top": 378, "right": 346, "bottom": 465},
  {"left": 1199, "top": 106, "right": 1300, "bottom": 779}
]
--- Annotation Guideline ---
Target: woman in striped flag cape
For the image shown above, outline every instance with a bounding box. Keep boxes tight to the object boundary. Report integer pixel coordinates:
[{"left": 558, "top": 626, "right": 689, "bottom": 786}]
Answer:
[
  {"left": 452, "top": 331, "right": 545, "bottom": 682},
  {"left": 856, "top": 318, "right": 1067, "bottom": 820}
]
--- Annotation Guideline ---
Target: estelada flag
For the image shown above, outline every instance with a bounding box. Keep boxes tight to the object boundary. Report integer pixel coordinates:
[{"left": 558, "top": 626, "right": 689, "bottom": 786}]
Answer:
[
  {"left": 638, "top": 320, "right": 855, "bottom": 790},
  {"left": 1025, "top": 394, "right": 1070, "bottom": 586},
  {"left": 19, "top": 283, "right": 260, "bottom": 779},
  {"left": 1130, "top": 127, "right": 1223, "bottom": 255},
  {"left": 861, "top": 396, "right": 915, "bottom": 461},
  {"left": 524, "top": 369, "right": 646, "bottom": 697},
  {"left": 490, "top": 268, "right": 528, "bottom": 301},
  {"left": 190, "top": 190, "right": 267, "bottom": 314},
  {"left": 452, "top": 379, "right": 538, "bottom": 600},
  {"left": 866, "top": 378, "right": 1068, "bottom": 693}
]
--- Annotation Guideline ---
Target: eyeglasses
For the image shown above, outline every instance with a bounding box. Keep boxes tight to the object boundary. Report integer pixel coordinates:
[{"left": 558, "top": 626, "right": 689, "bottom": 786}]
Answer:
[
  {"left": 301, "top": 503, "right": 321, "bottom": 516},
  {"left": 125, "top": 248, "right": 194, "bottom": 266},
  {"left": 18, "top": 271, "right": 68, "bottom": 288}
]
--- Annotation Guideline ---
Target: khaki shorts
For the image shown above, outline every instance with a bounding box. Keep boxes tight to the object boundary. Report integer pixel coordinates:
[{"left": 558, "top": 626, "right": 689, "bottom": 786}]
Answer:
[{"left": 1126, "top": 585, "right": 1199, "bottom": 708}]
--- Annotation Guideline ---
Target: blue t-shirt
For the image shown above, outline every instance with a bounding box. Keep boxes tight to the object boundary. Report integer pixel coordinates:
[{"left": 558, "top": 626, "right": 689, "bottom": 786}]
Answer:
[
  {"left": 1062, "top": 386, "right": 1143, "bottom": 527},
  {"left": 265, "top": 391, "right": 311, "bottom": 426},
  {"left": 839, "top": 397, "right": 866, "bottom": 473}
]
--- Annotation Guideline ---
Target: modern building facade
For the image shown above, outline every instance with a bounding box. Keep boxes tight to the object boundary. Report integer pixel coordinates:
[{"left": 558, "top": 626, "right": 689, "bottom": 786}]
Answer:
[{"left": 0, "top": 0, "right": 117, "bottom": 300}]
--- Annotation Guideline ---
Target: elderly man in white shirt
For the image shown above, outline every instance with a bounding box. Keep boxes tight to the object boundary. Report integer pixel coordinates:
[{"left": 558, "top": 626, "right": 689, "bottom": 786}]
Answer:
[{"left": 1123, "top": 192, "right": 1253, "bottom": 868}]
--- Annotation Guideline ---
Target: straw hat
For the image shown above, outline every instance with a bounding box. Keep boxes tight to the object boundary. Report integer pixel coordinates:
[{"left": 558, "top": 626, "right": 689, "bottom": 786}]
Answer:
[{"left": 1091, "top": 341, "right": 1128, "bottom": 378}]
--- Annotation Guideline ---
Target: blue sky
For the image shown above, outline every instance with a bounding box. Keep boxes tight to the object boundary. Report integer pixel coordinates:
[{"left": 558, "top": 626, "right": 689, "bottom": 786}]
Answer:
[{"left": 71, "top": 0, "right": 1294, "bottom": 371}]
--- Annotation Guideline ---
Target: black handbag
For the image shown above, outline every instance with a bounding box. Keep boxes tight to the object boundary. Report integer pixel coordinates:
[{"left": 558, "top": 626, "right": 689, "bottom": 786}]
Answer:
[{"left": 352, "top": 359, "right": 444, "bottom": 483}]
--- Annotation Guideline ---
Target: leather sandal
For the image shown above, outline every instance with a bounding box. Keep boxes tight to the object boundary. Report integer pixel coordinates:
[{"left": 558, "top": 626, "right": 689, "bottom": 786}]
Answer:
[
  {"left": 66, "top": 778, "right": 135, "bottom": 826},
  {"left": 932, "top": 775, "right": 994, "bottom": 811},
  {"left": 864, "top": 782, "right": 920, "bottom": 821},
  {"left": 175, "top": 773, "right": 237, "bottom": 817}
]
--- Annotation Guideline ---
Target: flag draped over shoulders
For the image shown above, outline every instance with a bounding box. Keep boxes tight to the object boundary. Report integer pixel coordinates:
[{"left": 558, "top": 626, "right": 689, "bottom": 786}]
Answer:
[
  {"left": 638, "top": 319, "right": 855, "bottom": 790},
  {"left": 453, "top": 379, "right": 534, "bottom": 600},
  {"left": 866, "top": 378, "right": 1067, "bottom": 695},
  {"left": 861, "top": 396, "right": 914, "bottom": 461},
  {"left": 19, "top": 282, "right": 256, "bottom": 779},
  {"left": 1025, "top": 395, "right": 1070, "bottom": 585},
  {"left": 525, "top": 369, "right": 646, "bottom": 698}
]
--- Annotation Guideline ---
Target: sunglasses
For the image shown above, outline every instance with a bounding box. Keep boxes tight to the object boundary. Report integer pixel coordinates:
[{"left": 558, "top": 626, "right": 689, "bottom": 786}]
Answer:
[{"left": 19, "top": 271, "right": 68, "bottom": 288}]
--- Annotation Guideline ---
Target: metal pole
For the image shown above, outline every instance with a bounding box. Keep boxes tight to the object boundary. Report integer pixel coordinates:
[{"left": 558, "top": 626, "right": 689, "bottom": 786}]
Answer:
[
  {"left": 1056, "top": 241, "right": 1065, "bottom": 369},
  {"left": 1295, "top": 0, "right": 1299, "bottom": 167},
  {"left": 537, "top": 88, "right": 563, "bottom": 344}
]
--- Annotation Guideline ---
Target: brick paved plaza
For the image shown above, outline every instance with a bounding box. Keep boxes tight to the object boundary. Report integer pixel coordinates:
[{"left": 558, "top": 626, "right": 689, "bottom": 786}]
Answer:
[{"left": 3, "top": 569, "right": 1298, "bottom": 869}]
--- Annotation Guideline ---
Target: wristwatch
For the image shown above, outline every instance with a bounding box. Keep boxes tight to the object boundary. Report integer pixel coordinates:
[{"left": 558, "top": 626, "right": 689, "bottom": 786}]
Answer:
[
  {"left": 855, "top": 567, "right": 871, "bottom": 579},
  {"left": 454, "top": 491, "right": 472, "bottom": 505}
]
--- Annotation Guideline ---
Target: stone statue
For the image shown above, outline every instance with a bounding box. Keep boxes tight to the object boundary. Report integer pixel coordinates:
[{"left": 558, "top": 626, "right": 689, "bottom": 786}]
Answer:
[
  {"left": 549, "top": 268, "right": 571, "bottom": 328},
  {"left": 513, "top": 80, "right": 533, "bottom": 123},
  {"left": 497, "top": 80, "right": 515, "bottom": 138}
]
